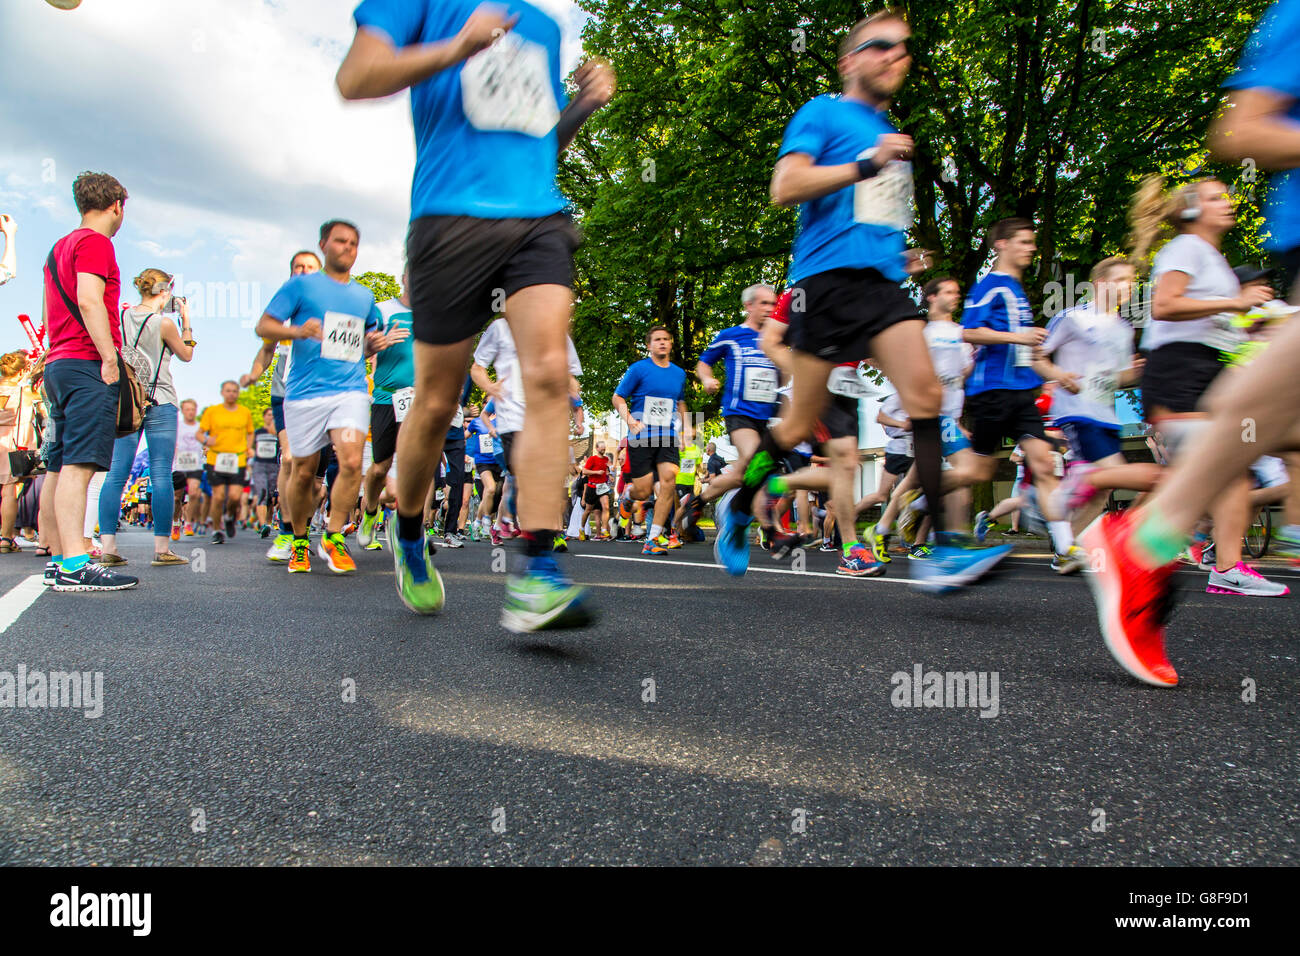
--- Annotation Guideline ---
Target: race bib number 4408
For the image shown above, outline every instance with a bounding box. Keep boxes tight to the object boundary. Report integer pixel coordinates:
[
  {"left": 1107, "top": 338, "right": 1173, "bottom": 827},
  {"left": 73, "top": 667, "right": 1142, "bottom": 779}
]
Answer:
[
  {"left": 460, "top": 33, "right": 560, "bottom": 138},
  {"left": 321, "top": 312, "right": 364, "bottom": 364}
]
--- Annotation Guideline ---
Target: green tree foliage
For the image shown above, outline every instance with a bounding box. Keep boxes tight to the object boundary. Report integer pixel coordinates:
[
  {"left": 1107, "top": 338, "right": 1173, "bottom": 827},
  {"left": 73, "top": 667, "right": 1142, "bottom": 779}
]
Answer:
[
  {"left": 355, "top": 271, "right": 401, "bottom": 303},
  {"left": 561, "top": 0, "right": 1273, "bottom": 410},
  {"left": 237, "top": 372, "right": 271, "bottom": 423}
]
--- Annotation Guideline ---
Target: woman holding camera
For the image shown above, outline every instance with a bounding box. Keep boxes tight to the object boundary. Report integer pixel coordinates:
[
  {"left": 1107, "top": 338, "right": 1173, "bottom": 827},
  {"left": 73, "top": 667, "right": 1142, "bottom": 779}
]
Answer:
[
  {"left": 97, "top": 268, "right": 195, "bottom": 566},
  {"left": 0, "top": 350, "right": 38, "bottom": 552}
]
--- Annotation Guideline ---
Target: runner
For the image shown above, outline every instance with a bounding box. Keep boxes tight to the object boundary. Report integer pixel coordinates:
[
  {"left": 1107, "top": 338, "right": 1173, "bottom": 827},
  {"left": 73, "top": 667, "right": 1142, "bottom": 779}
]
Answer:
[
  {"left": 196, "top": 381, "right": 255, "bottom": 544},
  {"left": 250, "top": 407, "right": 281, "bottom": 536},
  {"left": 338, "top": 0, "right": 613, "bottom": 628},
  {"left": 613, "top": 326, "right": 691, "bottom": 555},
  {"left": 243, "top": 250, "right": 321, "bottom": 561},
  {"left": 464, "top": 401, "right": 501, "bottom": 541},
  {"left": 580, "top": 440, "right": 614, "bottom": 541},
  {"left": 716, "top": 10, "right": 1008, "bottom": 591},
  {"left": 253, "top": 219, "right": 396, "bottom": 574}
]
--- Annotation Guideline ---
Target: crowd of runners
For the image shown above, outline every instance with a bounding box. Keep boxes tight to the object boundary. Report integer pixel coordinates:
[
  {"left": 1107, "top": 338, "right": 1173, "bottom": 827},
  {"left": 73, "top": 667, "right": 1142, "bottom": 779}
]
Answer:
[{"left": 8, "top": 0, "right": 1300, "bottom": 690}]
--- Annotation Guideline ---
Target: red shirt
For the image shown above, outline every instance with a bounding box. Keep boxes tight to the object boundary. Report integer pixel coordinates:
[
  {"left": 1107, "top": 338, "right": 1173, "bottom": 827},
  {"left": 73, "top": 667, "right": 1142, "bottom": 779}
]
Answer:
[
  {"left": 44, "top": 228, "right": 122, "bottom": 363},
  {"left": 585, "top": 454, "right": 610, "bottom": 487}
]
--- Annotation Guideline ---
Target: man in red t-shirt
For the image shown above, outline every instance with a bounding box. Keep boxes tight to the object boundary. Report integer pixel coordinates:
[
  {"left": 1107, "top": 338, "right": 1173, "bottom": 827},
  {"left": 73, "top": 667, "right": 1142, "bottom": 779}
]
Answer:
[
  {"left": 37, "top": 171, "right": 137, "bottom": 592},
  {"left": 579, "top": 441, "right": 612, "bottom": 540}
]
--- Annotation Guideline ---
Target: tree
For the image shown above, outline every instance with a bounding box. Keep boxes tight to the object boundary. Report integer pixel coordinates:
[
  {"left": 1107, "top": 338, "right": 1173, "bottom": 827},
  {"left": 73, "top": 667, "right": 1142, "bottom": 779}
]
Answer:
[{"left": 355, "top": 271, "right": 400, "bottom": 303}]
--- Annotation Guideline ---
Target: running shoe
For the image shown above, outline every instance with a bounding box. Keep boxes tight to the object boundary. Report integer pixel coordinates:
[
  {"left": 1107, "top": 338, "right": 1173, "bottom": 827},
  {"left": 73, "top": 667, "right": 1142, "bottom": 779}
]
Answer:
[
  {"left": 267, "top": 533, "right": 293, "bottom": 562},
  {"left": 183, "top": 522, "right": 194, "bottom": 536},
  {"left": 387, "top": 519, "right": 444, "bottom": 614},
  {"left": 224, "top": 517, "right": 236, "bottom": 538},
  {"left": 869, "top": 528, "right": 892, "bottom": 564},
  {"left": 1272, "top": 525, "right": 1300, "bottom": 559},
  {"left": 1055, "top": 462, "right": 1100, "bottom": 513},
  {"left": 1197, "top": 540, "right": 1217, "bottom": 571},
  {"left": 357, "top": 509, "right": 381, "bottom": 549},
  {"left": 170, "top": 524, "right": 181, "bottom": 542},
  {"left": 908, "top": 544, "right": 933, "bottom": 560},
  {"left": 771, "top": 531, "right": 807, "bottom": 562},
  {"left": 819, "top": 540, "right": 836, "bottom": 553},
  {"left": 53, "top": 563, "right": 139, "bottom": 592},
  {"left": 973, "top": 510, "right": 991, "bottom": 543},
  {"left": 211, "top": 530, "right": 226, "bottom": 545},
  {"left": 490, "top": 524, "right": 504, "bottom": 546},
  {"left": 1077, "top": 511, "right": 1178, "bottom": 687},
  {"left": 43, "top": 561, "right": 57, "bottom": 587},
  {"left": 259, "top": 524, "right": 272, "bottom": 539},
  {"left": 897, "top": 491, "right": 921, "bottom": 545},
  {"left": 288, "top": 538, "right": 311, "bottom": 573},
  {"left": 553, "top": 535, "right": 569, "bottom": 554},
  {"left": 641, "top": 535, "right": 667, "bottom": 555},
  {"left": 469, "top": 524, "right": 482, "bottom": 542},
  {"left": 757, "top": 525, "right": 772, "bottom": 551},
  {"left": 342, "top": 521, "right": 358, "bottom": 537},
  {"left": 501, "top": 518, "right": 518, "bottom": 539},
  {"left": 911, "top": 536, "right": 1013, "bottom": 594},
  {"left": 1051, "top": 545, "right": 1088, "bottom": 575},
  {"left": 837, "top": 543, "right": 887, "bottom": 577},
  {"left": 1206, "top": 562, "right": 1290, "bottom": 597},
  {"left": 318, "top": 533, "right": 356, "bottom": 573},
  {"left": 713, "top": 490, "right": 752, "bottom": 576},
  {"left": 442, "top": 533, "right": 464, "bottom": 549},
  {"left": 666, "top": 531, "right": 682, "bottom": 549},
  {"left": 501, "top": 555, "right": 593, "bottom": 633}
]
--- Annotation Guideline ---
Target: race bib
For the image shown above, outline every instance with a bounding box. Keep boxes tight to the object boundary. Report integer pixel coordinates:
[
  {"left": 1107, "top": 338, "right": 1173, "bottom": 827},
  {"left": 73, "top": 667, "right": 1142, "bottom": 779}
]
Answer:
[
  {"left": 742, "top": 365, "right": 778, "bottom": 404},
  {"left": 680, "top": 457, "right": 697, "bottom": 475},
  {"left": 642, "top": 397, "right": 673, "bottom": 428},
  {"left": 1080, "top": 363, "right": 1117, "bottom": 409},
  {"left": 938, "top": 371, "right": 964, "bottom": 390},
  {"left": 1203, "top": 312, "right": 1249, "bottom": 353},
  {"left": 1014, "top": 344, "right": 1034, "bottom": 368},
  {"left": 215, "top": 452, "right": 239, "bottom": 475},
  {"left": 321, "top": 312, "right": 364, "bottom": 363},
  {"left": 256, "top": 436, "right": 278, "bottom": 459},
  {"left": 827, "top": 366, "right": 869, "bottom": 398},
  {"left": 595, "top": 482, "right": 610, "bottom": 496},
  {"left": 460, "top": 33, "right": 560, "bottom": 138},
  {"left": 479, "top": 434, "right": 495, "bottom": 454},
  {"left": 392, "top": 387, "right": 415, "bottom": 423},
  {"left": 451, "top": 406, "right": 464, "bottom": 429},
  {"left": 853, "top": 156, "right": 914, "bottom": 232},
  {"left": 176, "top": 450, "right": 200, "bottom": 471}
]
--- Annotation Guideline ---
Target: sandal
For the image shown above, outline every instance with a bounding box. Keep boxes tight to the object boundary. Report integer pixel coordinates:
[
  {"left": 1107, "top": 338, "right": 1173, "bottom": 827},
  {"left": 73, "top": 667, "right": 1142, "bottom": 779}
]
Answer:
[
  {"left": 0, "top": 537, "right": 17, "bottom": 553},
  {"left": 34, "top": 545, "right": 51, "bottom": 557},
  {"left": 151, "top": 551, "right": 188, "bottom": 566}
]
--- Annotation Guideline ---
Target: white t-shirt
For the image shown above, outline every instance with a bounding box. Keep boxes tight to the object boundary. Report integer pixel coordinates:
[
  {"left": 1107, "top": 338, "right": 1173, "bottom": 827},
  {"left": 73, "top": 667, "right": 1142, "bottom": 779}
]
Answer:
[
  {"left": 1040, "top": 304, "right": 1134, "bottom": 427},
  {"left": 924, "top": 319, "right": 973, "bottom": 419},
  {"left": 472, "top": 318, "right": 582, "bottom": 435},
  {"left": 1146, "top": 233, "right": 1245, "bottom": 352},
  {"left": 880, "top": 390, "right": 914, "bottom": 456},
  {"left": 174, "top": 419, "right": 203, "bottom": 472}
]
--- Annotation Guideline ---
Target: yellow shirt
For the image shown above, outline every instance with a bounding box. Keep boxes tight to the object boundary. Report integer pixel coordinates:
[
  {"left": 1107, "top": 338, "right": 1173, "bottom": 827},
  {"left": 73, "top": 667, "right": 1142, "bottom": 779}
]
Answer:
[{"left": 198, "top": 403, "right": 255, "bottom": 467}]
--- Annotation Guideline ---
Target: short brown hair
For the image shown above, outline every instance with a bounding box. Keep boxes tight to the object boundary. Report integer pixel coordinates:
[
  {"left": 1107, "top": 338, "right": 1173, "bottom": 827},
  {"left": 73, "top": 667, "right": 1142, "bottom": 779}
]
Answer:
[
  {"left": 839, "top": 9, "right": 909, "bottom": 57},
  {"left": 988, "top": 217, "right": 1034, "bottom": 246},
  {"left": 320, "top": 219, "right": 359, "bottom": 244},
  {"left": 922, "top": 276, "right": 958, "bottom": 304},
  {"left": 1090, "top": 256, "right": 1135, "bottom": 284},
  {"left": 645, "top": 325, "right": 672, "bottom": 345},
  {"left": 72, "top": 172, "right": 128, "bottom": 215},
  {"left": 290, "top": 250, "right": 321, "bottom": 270}
]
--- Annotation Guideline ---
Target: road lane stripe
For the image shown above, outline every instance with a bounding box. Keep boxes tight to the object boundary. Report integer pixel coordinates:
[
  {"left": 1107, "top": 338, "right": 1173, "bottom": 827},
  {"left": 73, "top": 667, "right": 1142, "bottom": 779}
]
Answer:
[
  {"left": 0, "top": 574, "right": 47, "bottom": 634},
  {"left": 572, "top": 552, "right": 914, "bottom": 582}
]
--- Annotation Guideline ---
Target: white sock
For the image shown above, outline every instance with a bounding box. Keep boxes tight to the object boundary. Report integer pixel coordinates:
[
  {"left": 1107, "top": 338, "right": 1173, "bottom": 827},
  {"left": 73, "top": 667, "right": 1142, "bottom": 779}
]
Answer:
[
  {"left": 910, "top": 495, "right": 927, "bottom": 512},
  {"left": 650, "top": 524, "right": 664, "bottom": 539},
  {"left": 1049, "top": 520, "right": 1074, "bottom": 554},
  {"left": 875, "top": 521, "right": 890, "bottom": 536}
]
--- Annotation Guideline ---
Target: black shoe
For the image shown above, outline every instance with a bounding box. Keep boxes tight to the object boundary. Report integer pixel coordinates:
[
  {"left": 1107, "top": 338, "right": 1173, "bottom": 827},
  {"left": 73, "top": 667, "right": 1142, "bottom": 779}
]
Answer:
[
  {"left": 260, "top": 524, "right": 272, "bottom": 539},
  {"left": 53, "top": 563, "right": 139, "bottom": 592},
  {"left": 225, "top": 517, "right": 237, "bottom": 538},
  {"left": 212, "top": 530, "right": 226, "bottom": 544},
  {"left": 43, "top": 561, "right": 58, "bottom": 587}
]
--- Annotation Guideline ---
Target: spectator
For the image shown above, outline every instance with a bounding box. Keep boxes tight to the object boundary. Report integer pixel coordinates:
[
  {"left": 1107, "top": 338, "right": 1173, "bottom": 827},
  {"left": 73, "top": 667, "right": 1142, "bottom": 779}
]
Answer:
[
  {"left": 37, "top": 171, "right": 138, "bottom": 591},
  {"left": 0, "top": 213, "right": 15, "bottom": 285},
  {"left": 96, "top": 268, "right": 195, "bottom": 567},
  {"left": 0, "top": 351, "right": 38, "bottom": 551}
]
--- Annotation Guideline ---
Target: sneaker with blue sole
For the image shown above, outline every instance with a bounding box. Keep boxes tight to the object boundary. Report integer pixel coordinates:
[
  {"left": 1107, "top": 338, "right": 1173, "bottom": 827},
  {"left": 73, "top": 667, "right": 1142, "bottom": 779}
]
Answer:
[
  {"left": 912, "top": 535, "right": 1013, "bottom": 594},
  {"left": 713, "top": 489, "right": 753, "bottom": 576},
  {"left": 387, "top": 518, "right": 445, "bottom": 614},
  {"left": 501, "top": 554, "right": 594, "bottom": 632}
]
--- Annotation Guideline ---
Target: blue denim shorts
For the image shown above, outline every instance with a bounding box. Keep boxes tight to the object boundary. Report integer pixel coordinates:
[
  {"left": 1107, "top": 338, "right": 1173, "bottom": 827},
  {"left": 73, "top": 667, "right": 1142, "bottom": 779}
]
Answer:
[{"left": 42, "top": 358, "right": 119, "bottom": 471}]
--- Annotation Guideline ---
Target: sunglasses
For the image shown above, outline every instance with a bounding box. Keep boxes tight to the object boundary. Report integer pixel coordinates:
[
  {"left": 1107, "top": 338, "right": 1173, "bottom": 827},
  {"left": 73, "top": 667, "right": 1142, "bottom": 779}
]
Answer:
[{"left": 850, "top": 37, "right": 909, "bottom": 56}]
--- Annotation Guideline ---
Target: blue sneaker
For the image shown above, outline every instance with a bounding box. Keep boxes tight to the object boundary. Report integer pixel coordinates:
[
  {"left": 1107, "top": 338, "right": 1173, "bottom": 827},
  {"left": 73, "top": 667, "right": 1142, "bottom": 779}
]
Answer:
[
  {"left": 974, "top": 510, "right": 991, "bottom": 543},
  {"left": 836, "top": 543, "right": 887, "bottom": 577},
  {"left": 501, "top": 554, "right": 594, "bottom": 633},
  {"left": 713, "top": 489, "right": 753, "bottom": 576},
  {"left": 912, "top": 536, "right": 1013, "bottom": 594}
]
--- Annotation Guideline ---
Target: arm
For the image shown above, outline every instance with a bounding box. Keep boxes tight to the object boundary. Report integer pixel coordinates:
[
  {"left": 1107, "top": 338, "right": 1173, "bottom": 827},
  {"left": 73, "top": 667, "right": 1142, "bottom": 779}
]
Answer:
[
  {"left": 695, "top": 360, "right": 720, "bottom": 394},
  {"left": 760, "top": 319, "right": 794, "bottom": 379},
  {"left": 876, "top": 410, "right": 912, "bottom": 430},
  {"left": 769, "top": 135, "right": 912, "bottom": 207},
  {"left": 75, "top": 273, "right": 119, "bottom": 384},
  {"left": 963, "top": 326, "right": 1046, "bottom": 346},
  {"left": 1029, "top": 355, "right": 1080, "bottom": 393},
  {"left": 242, "top": 338, "right": 277, "bottom": 386},
  {"left": 255, "top": 312, "right": 319, "bottom": 342},
  {"left": 556, "top": 60, "right": 615, "bottom": 155},
  {"left": 1209, "top": 89, "right": 1300, "bottom": 170},
  {"left": 677, "top": 399, "right": 692, "bottom": 444},
  {"left": 612, "top": 394, "right": 642, "bottom": 434},
  {"left": 1152, "top": 270, "right": 1270, "bottom": 321},
  {"left": 470, "top": 362, "right": 504, "bottom": 400},
  {"left": 159, "top": 310, "right": 196, "bottom": 363},
  {"left": 335, "top": 11, "right": 511, "bottom": 101}
]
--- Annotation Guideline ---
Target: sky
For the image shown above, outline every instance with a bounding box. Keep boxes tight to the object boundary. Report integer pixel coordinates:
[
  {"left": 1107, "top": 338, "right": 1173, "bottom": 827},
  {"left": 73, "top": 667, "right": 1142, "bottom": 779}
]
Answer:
[{"left": 0, "top": 0, "right": 584, "bottom": 410}]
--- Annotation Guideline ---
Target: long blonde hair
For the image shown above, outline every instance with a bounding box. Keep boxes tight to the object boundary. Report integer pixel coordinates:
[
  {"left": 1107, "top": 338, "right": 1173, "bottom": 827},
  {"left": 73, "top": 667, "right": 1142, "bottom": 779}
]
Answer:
[{"left": 1128, "top": 175, "right": 1216, "bottom": 267}]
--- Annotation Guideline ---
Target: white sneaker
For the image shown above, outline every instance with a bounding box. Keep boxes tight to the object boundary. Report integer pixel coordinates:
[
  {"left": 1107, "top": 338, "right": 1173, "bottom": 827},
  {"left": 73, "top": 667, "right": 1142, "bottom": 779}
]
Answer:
[
  {"left": 267, "top": 533, "right": 293, "bottom": 562},
  {"left": 1206, "top": 562, "right": 1290, "bottom": 597}
]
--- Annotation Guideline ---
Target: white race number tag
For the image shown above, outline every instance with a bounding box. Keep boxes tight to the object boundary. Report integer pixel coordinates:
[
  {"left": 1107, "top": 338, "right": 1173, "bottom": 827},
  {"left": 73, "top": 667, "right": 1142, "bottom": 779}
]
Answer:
[
  {"left": 215, "top": 452, "right": 239, "bottom": 475},
  {"left": 479, "top": 434, "right": 495, "bottom": 454},
  {"left": 256, "top": 436, "right": 278, "bottom": 459},
  {"left": 176, "top": 450, "right": 200, "bottom": 471},
  {"left": 827, "top": 366, "right": 869, "bottom": 398},
  {"left": 321, "top": 312, "right": 364, "bottom": 363},
  {"left": 460, "top": 33, "right": 560, "bottom": 138},
  {"left": 680, "top": 457, "right": 697, "bottom": 475},
  {"left": 392, "top": 387, "right": 415, "bottom": 423},
  {"left": 451, "top": 406, "right": 464, "bottom": 428},
  {"left": 595, "top": 482, "right": 610, "bottom": 495},
  {"left": 853, "top": 156, "right": 914, "bottom": 232},
  {"left": 1080, "top": 363, "right": 1117, "bottom": 409},
  {"left": 642, "top": 397, "right": 673, "bottom": 428},
  {"left": 742, "top": 365, "right": 778, "bottom": 404}
]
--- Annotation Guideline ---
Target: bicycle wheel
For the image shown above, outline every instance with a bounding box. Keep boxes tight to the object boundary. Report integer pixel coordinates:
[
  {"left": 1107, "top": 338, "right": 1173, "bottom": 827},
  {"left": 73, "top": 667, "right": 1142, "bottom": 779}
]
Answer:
[{"left": 1244, "top": 506, "right": 1272, "bottom": 558}]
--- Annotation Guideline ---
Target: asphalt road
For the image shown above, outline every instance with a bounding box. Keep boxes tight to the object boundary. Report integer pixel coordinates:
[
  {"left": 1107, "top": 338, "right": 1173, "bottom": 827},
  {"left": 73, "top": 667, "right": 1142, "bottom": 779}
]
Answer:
[{"left": 0, "top": 527, "right": 1295, "bottom": 865}]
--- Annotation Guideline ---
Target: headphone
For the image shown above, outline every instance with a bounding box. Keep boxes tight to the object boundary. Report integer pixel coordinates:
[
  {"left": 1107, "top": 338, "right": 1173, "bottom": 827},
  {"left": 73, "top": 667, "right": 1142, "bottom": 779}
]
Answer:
[{"left": 1179, "top": 187, "right": 1201, "bottom": 222}]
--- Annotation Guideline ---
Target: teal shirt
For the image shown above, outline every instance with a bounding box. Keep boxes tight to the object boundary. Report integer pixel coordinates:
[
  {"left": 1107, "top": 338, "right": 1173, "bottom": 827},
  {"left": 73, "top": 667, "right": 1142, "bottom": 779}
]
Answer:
[{"left": 372, "top": 300, "right": 416, "bottom": 405}]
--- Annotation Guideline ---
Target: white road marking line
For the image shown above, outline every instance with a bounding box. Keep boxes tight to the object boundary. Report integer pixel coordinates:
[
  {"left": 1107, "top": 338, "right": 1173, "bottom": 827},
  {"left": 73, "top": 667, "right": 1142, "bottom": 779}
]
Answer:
[
  {"left": 0, "top": 574, "right": 48, "bottom": 634},
  {"left": 572, "top": 552, "right": 915, "bottom": 583}
]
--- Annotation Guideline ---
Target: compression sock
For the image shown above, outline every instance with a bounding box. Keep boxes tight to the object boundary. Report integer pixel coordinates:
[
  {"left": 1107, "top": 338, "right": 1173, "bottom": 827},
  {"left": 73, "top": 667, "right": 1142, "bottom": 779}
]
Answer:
[
  {"left": 910, "top": 417, "right": 947, "bottom": 535},
  {"left": 733, "top": 431, "right": 786, "bottom": 517},
  {"left": 1132, "top": 506, "right": 1187, "bottom": 568},
  {"left": 397, "top": 510, "right": 423, "bottom": 544}
]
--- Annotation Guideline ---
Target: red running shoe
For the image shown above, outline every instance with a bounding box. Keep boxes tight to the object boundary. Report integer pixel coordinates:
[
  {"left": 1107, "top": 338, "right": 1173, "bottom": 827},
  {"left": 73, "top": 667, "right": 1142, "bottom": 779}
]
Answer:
[{"left": 1079, "top": 511, "right": 1179, "bottom": 687}]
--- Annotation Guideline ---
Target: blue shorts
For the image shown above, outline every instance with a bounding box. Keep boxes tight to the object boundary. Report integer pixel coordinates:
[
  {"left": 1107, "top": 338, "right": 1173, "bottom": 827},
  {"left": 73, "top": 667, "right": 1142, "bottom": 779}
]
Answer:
[
  {"left": 42, "top": 358, "right": 120, "bottom": 472},
  {"left": 940, "top": 415, "right": 970, "bottom": 457},
  {"left": 270, "top": 395, "right": 285, "bottom": 434},
  {"left": 1059, "top": 420, "right": 1121, "bottom": 463}
]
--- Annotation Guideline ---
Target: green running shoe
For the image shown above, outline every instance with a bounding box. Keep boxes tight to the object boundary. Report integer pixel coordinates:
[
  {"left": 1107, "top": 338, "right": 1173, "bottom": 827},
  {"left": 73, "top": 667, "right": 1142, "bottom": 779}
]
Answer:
[
  {"left": 357, "top": 508, "right": 381, "bottom": 549},
  {"left": 387, "top": 518, "right": 445, "bottom": 614},
  {"left": 501, "top": 555, "right": 593, "bottom": 633}
]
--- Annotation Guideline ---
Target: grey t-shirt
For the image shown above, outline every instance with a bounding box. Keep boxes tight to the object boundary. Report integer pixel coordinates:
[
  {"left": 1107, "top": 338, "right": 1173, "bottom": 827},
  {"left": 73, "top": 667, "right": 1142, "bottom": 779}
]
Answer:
[{"left": 119, "top": 305, "right": 178, "bottom": 407}]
